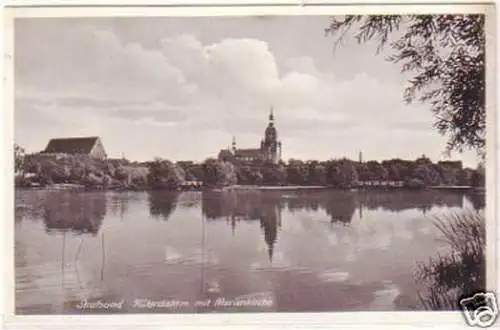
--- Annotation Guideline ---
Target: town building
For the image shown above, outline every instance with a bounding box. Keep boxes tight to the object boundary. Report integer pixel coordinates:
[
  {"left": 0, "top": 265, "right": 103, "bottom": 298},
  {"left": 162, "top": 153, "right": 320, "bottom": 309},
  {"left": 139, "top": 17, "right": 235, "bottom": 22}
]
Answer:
[
  {"left": 41, "top": 136, "right": 107, "bottom": 160},
  {"left": 218, "top": 108, "right": 282, "bottom": 164},
  {"left": 438, "top": 160, "right": 463, "bottom": 170}
]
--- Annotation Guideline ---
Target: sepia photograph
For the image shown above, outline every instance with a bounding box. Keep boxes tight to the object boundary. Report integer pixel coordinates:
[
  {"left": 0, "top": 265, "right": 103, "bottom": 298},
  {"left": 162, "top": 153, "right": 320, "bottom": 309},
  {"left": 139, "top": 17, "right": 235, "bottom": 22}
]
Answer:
[{"left": 4, "top": 2, "right": 497, "bottom": 328}]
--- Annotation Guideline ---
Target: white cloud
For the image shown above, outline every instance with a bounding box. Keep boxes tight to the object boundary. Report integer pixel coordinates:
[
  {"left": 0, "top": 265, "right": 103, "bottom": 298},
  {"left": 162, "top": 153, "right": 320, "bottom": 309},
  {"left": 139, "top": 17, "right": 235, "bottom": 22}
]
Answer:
[
  {"left": 284, "top": 56, "right": 326, "bottom": 79},
  {"left": 14, "top": 19, "right": 479, "bottom": 166},
  {"left": 16, "top": 24, "right": 187, "bottom": 103}
]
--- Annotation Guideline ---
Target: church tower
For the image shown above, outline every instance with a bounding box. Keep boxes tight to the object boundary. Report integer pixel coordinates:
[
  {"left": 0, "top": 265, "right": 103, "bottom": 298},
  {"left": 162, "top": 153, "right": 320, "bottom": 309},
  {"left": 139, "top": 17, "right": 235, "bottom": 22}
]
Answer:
[{"left": 261, "top": 107, "right": 281, "bottom": 164}]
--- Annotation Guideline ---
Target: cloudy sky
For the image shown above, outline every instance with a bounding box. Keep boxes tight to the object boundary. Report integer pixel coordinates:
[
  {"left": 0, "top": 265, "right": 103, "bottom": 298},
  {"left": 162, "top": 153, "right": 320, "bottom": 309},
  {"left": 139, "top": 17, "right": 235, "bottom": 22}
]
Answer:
[{"left": 14, "top": 16, "right": 479, "bottom": 167}]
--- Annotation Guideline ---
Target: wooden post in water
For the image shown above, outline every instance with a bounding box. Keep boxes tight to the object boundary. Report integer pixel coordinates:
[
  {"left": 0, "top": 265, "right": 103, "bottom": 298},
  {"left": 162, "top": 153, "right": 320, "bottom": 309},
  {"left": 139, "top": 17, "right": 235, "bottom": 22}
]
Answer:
[
  {"left": 100, "top": 232, "right": 105, "bottom": 280},
  {"left": 61, "top": 232, "right": 66, "bottom": 287},
  {"left": 200, "top": 208, "right": 205, "bottom": 296},
  {"left": 75, "top": 237, "right": 84, "bottom": 261},
  {"left": 59, "top": 231, "right": 67, "bottom": 313}
]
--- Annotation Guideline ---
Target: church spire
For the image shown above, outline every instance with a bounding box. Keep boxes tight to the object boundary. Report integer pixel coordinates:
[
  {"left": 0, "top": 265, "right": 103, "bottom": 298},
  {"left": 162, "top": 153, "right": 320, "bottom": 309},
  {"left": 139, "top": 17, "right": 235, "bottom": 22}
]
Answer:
[
  {"left": 268, "top": 243, "right": 274, "bottom": 262},
  {"left": 269, "top": 106, "right": 274, "bottom": 122},
  {"left": 232, "top": 136, "right": 236, "bottom": 152}
]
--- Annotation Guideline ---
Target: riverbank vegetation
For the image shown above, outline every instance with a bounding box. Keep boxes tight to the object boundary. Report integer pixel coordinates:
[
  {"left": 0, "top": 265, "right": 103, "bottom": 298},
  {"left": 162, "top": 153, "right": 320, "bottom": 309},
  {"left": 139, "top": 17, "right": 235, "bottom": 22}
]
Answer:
[
  {"left": 14, "top": 147, "right": 485, "bottom": 191},
  {"left": 414, "top": 210, "right": 486, "bottom": 310}
]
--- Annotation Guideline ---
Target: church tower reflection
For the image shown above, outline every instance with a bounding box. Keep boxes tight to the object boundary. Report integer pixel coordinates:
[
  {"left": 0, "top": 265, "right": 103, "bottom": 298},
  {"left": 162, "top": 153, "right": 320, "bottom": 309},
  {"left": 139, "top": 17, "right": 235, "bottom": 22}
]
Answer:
[
  {"left": 202, "top": 191, "right": 282, "bottom": 261},
  {"left": 259, "top": 201, "right": 282, "bottom": 261}
]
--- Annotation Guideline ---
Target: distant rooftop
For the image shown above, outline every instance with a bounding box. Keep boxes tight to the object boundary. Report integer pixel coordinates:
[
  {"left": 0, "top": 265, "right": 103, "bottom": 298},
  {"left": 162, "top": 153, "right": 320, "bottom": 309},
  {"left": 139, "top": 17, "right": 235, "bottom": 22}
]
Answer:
[{"left": 43, "top": 136, "right": 100, "bottom": 154}]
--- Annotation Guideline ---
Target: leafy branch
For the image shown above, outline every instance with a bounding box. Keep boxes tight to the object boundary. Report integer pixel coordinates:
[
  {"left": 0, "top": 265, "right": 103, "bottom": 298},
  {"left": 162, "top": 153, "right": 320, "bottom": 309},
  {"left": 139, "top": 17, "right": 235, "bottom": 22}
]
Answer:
[{"left": 326, "top": 15, "right": 486, "bottom": 155}]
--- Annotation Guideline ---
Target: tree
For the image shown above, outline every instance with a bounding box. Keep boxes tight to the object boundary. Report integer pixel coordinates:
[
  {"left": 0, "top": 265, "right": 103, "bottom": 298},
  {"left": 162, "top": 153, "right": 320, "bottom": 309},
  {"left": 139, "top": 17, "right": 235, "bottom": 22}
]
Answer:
[
  {"left": 147, "top": 159, "right": 185, "bottom": 189},
  {"left": 261, "top": 162, "right": 287, "bottom": 186},
  {"left": 439, "top": 165, "right": 460, "bottom": 186},
  {"left": 471, "top": 161, "right": 485, "bottom": 187},
  {"left": 313, "top": 163, "right": 328, "bottom": 186},
  {"left": 216, "top": 160, "right": 237, "bottom": 187},
  {"left": 14, "top": 144, "right": 25, "bottom": 173},
  {"left": 326, "top": 15, "right": 486, "bottom": 155},
  {"left": 187, "top": 163, "right": 206, "bottom": 182},
  {"left": 365, "top": 160, "right": 389, "bottom": 181},
  {"left": 69, "top": 162, "right": 86, "bottom": 183},
  {"left": 412, "top": 164, "right": 442, "bottom": 186},
  {"left": 202, "top": 158, "right": 219, "bottom": 187},
  {"left": 38, "top": 159, "right": 66, "bottom": 184},
  {"left": 387, "top": 164, "right": 402, "bottom": 182},
  {"left": 326, "top": 159, "right": 358, "bottom": 188},
  {"left": 287, "top": 159, "right": 307, "bottom": 185},
  {"left": 306, "top": 160, "right": 327, "bottom": 185}
]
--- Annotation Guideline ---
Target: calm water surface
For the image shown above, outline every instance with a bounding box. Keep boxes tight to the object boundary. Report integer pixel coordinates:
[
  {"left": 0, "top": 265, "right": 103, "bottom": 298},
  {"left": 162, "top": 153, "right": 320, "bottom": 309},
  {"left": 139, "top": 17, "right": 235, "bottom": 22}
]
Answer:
[{"left": 15, "top": 189, "right": 484, "bottom": 314}]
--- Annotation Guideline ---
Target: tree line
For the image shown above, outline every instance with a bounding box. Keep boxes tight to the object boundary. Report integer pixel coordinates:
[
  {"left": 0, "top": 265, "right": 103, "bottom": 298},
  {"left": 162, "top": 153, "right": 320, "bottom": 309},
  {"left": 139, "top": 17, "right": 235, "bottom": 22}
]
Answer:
[
  {"left": 14, "top": 145, "right": 485, "bottom": 190},
  {"left": 175, "top": 156, "right": 485, "bottom": 189}
]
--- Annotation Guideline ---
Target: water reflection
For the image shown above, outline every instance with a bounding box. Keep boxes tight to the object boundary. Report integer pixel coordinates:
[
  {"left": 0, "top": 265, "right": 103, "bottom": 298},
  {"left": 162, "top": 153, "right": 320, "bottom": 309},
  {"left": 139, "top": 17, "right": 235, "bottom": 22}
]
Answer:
[
  {"left": 466, "top": 191, "right": 485, "bottom": 211},
  {"left": 200, "top": 190, "right": 475, "bottom": 262},
  {"left": 15, "top": 188, "right": 486, "bottom": 314},
  {"left": 259, "top": 201, "right": 282, "bottom": 261},
  {"left": 42, "top": 192, "right": 106, "bottom": 236},
  {"left": 202, "top": 191, "right": 282, "bottom": 261},
  {"left": 358, "top": 190, "right": 464, "bottom": 213},
  {"left": 108, "top": 193, "right": 131, "bottom": 219},
  {"left": 148, "top": 191, "right": 180, "bottom": 221},
  {"left": 200, "top": 190, "right": 469, "bottom": 226}
]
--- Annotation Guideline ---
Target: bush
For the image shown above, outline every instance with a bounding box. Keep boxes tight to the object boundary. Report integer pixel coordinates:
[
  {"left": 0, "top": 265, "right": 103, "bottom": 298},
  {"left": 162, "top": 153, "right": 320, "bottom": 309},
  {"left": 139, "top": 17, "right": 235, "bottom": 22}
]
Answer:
[
  {"left": 406, "top": 178, "right": 426, "bottom": 189},
  {"left": 414, "top": 210, "right": 485, "bottom": 310},
  {"left": 130, "top": 167, "right": 148, "bottom": 188},
  {"left": 216, "top": 161, "right": 237, "bottom": 187},
  {"left": 114, "top": 166, "right": 130, "bottom": 182},
  {"left": 82, "top": 172, "right": 104, "bottom": 188},
  {"left": 15, "top": 175, "right": 29, "bottom": 187},
  {"left": 69, "top": 163, "right": 86, "bottom": 182},
  {"left": 148, "top": 159, "right": 185, "bottom": 189}
]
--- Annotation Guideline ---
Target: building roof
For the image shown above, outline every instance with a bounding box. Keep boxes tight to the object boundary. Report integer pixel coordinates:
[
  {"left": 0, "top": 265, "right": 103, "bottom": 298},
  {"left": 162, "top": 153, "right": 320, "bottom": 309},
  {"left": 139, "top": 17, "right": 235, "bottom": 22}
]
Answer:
[
  {"left": 218, "top": 149, "right": 233, "bottom": 157},
  {"left": 43, "top": 137, "right": 100, "bottom": 154},
  {"left": 438, "top": 160, "right": 462, "bottom": 164},
  {"left": 234, "top": 148, "right": 261, "bottom": 157},
  {"left": 438, "top": 160, "right": 463, "bottom": 169}
]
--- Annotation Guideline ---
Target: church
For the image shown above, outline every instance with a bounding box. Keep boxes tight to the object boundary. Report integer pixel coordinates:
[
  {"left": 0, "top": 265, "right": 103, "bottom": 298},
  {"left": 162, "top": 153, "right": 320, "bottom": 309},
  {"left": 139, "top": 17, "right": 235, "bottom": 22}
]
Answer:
[{"left": 218, "top": 108, "right": 282, "bottom": 164}]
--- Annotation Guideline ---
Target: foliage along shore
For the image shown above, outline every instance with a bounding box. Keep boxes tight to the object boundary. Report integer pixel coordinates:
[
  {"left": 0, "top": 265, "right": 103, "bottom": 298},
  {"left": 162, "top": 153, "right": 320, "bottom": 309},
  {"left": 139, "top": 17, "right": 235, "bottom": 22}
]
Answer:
[
  {"left": 415, "top": 209, "right": 485, "bottom": 310},
  {"left": 14, "top": 151, "right": 485, "bottom": 192}
]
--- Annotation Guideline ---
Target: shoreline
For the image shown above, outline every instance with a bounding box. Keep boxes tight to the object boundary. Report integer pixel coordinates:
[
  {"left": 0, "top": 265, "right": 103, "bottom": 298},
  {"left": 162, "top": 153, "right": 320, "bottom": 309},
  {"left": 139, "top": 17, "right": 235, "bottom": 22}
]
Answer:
[{"left": 15, "top": 184, "right": 483, "bottom": 193}]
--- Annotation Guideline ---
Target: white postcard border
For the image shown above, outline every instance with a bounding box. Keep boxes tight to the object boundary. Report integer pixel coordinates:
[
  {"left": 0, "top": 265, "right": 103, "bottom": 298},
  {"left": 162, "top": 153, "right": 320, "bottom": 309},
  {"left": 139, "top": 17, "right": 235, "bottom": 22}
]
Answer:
[{"left": 1, "top": 2, "right": 497, "bottom": 329}]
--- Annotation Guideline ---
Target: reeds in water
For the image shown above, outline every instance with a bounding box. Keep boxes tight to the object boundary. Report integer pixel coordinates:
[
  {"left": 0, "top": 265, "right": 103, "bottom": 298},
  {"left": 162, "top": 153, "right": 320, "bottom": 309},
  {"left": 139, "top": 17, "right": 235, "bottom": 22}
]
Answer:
[{"left": 415, "top": 209, "right": 485, "bottom": 310}]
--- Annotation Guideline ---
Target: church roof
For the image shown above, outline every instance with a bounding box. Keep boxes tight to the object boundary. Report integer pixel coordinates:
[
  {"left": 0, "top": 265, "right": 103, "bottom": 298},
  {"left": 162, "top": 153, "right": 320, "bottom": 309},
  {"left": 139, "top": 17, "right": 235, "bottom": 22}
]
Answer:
[
  {"left": 218, "top": 149, "right": 234, "bottom": 159},
  {"left": 43, "top": 136, "right": 100, "bottom": 154},
  {"left": 234, "top": 148, "right": 261, "bottom": 157}
]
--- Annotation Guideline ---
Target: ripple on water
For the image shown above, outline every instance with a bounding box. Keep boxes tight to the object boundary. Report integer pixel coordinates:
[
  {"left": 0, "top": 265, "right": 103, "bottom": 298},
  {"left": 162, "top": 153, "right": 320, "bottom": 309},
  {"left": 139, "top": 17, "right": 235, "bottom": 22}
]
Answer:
[
  {"left": 369, "top": 282, "right": 401, "bottom": 310},
  {"left": 317, "top": 270, "right": 350, "bottom": 283},
  {"left": 16, "top": 261, "right": 105, "bottom": 313}
]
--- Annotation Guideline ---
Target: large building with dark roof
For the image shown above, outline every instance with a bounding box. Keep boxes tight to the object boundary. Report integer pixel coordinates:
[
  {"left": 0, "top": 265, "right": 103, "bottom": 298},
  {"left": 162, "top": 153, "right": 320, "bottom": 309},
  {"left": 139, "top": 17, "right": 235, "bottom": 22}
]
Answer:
[
  {"left": 218, "top": 108, "right": 282, "bottom": 164},
  {"left": 42, "top": 136, "right": 107, "bottom": 160}
]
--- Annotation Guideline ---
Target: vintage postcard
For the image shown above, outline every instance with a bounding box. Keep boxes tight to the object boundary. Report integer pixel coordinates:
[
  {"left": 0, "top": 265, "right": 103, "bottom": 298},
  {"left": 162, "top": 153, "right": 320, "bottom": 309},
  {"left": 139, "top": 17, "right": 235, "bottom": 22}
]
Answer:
[{"left": 2, "top": 1, "right": 497, "bottom": 329}]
